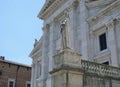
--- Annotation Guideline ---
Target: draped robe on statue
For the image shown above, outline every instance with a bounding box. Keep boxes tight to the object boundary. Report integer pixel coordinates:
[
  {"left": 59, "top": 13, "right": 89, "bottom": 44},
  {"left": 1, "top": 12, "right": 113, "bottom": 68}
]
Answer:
[{"left": 60, "top": 19, "right": 70, "bottom": 49}]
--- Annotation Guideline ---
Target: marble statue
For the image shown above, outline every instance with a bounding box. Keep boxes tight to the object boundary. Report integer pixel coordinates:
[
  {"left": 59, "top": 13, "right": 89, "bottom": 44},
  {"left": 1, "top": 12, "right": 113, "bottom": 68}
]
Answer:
[{"left": 60, "top": 19, "right": 70, "bottom": 49}]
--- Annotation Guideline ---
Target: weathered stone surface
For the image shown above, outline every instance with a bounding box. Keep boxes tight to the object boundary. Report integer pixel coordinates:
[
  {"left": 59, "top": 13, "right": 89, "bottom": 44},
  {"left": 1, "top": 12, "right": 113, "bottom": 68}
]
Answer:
[{"left": 29, "top": 0, "right": 120, "bottom": 87}]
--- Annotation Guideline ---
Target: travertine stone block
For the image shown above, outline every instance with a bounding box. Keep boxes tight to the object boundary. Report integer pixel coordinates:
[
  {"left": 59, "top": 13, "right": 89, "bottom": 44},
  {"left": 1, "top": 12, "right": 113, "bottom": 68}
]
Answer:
[{"left": 53, "top": 48, "right": 81, "bottom": 69}]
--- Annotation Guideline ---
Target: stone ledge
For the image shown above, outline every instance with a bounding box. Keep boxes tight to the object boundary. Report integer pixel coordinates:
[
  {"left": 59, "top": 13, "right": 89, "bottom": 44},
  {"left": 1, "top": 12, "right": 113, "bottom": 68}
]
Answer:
[
  {"left": 49, "top": 64, "right": 82, "bottom": 74},
  {"left": 50, "top": 63, "right": 120, "bottom": 80}
]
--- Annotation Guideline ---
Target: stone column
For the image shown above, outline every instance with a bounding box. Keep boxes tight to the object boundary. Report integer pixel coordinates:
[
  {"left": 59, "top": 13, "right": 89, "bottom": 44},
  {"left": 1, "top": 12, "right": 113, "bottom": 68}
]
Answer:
[
  {"left": 79, "top": 0, "right": 89, "bottom": 60},
  {"left": 47, "top": 21, "right": 55, "bottom": 87},
  {"left": 41, "top": 24, "right": 50, "bottom": 87},
  {"left": 49, "top": 21, "right": 55, "bottom": 72},
  {"left": 89, "top": 31, "right": 95, "bottom": 60},
  {"left": 31, "top": 63, "right": 35, "bottom": 87},
  {"left": 106, "top": 20, "right": 118, "bottom": 66},
  {"left": 116, "top": 17, "right": 120, "bottom": 67},
  {"left": 68, "top": 0, "right": 79, "bottom": 50},
  {"left": 34, "top": 62, "right": 37, "bottom": 87}
]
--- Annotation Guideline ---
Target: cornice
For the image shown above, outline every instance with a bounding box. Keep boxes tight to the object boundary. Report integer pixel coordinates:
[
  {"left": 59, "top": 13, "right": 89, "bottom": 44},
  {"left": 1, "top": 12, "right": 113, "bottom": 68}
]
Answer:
[
  {"left": 29, "top": 37, "right": 43, "bottom": 58},
  {"left": 87, "top": 0, "right": 120, "bottom": 23},
  {"left": 85, "top": 0, "right": 115, "bottom": 9},
  {"left": 90, "top": 14, "right": 120, "bottom": 31},
  {"left": 38, "top": 0, "right": 66, "bottom": 20}
]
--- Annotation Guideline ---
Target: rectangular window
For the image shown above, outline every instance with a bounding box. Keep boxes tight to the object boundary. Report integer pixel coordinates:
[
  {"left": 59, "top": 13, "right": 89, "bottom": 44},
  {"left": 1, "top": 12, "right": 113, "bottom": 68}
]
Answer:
[
  {"left": 27, "top": 84, "right": 31, "bottom": 87},
  {"left": 102, "top": 61, "right": 109, "bottom": 65},
  {"left": 8, "top": 79, "right": 15, "bottom": 87},
  {"left": 26, "top": 81, "right": 31, "bottom": 87},
  {"left": 9, "top": 81, "right": 14, "bottom": 87},
  {"left": 99, "top": 33, "right": 107, "bottom": 51}
]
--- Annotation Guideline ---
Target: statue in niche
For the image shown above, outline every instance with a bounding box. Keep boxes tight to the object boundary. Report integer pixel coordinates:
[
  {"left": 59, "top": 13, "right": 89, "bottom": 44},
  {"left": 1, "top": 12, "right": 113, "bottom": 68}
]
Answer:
[{"left": 60, "top": 19, "right": 70, "bottom": 49}]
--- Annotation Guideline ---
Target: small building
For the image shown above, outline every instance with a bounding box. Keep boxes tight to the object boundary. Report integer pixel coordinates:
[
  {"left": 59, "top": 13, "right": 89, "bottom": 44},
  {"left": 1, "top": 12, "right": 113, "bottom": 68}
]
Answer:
[{"left": 0, "top": 56, "right": 31, "bottom": 87}]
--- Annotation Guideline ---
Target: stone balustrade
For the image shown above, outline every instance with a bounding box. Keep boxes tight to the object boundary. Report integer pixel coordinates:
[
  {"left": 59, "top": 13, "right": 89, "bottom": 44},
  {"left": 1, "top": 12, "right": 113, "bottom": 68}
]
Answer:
[
  {"left": 81, "top": 60, "right": 120, "bottom": 78},
  {"left": 53, "top": 49, "right": 120, "bottom": 79}
]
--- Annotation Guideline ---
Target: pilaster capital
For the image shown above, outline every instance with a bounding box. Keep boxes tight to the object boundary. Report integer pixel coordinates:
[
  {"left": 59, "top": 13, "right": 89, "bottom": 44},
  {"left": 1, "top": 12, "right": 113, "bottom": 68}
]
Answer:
[
  {"left": 105, "top": 20, "right": 115, "bottom": 29},
  {"left": 66, "top": 0, "right": 79, "bottom": 12},
  {"left": 54, "top": 18, "right": 58, "bottom": 22},
  {"left": 42, "top": 24, "right": 50, "bottom": 32},
  {"left": 64, "top": 9, "right": 70, "bottom": 18},
  {"left": 72, "top": 0, "right": 79, "bottom": 9},
  {"left": 37, "top": 59, "right": 41, "bottom": 63},
  {"left": 89, "top": 30, "right": 94, "bottom": 35},
  {"left": 115, "top": 15, "right": 120, "bottom": 22},
  {"left": 32, "top": 62, "right": 35, "bottom": 67}
]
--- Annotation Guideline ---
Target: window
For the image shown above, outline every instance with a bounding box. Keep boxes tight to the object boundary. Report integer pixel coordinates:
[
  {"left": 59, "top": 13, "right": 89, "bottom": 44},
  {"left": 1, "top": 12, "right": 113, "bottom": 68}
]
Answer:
[
  {"left": 27, "top": 83, "right": 31, "bottom": 87},
  {"left": 99, "top": 33, "right": 107, "bottom": 51},
  {"left": 102, "top": 61, "right": 109, "bottom": 65},
  {"left": 26, "top": 81, "right": 31, "bottom": 87},
  {"left": 8, "top": 79, "right": 15, "bottom": 87},
  {"left": 9, "top": 81, "right": 14, "bottom": 87}
]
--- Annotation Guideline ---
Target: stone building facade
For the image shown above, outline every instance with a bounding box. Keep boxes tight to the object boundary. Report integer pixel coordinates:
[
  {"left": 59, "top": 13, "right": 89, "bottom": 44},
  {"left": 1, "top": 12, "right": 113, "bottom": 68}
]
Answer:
[
  {"left": 0, "top": 56, "right": 31, "bottom": 87},
  {"left": 30, "top": 0, "right": 120, "bottom": 87}
]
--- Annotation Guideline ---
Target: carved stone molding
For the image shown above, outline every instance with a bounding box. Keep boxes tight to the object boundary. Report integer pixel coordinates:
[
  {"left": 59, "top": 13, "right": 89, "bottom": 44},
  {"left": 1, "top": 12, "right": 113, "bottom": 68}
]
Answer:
[
  {"left": 64, "top": 9, "right": 69, "bottom": 18},
  {"left": 72, "top": 0, "right": 79, "bottom": 9},
  {"left": 37, "top": 59, "right": 41, "bottom": 63},
  {"left": 32, "top": 62, "right": 36, "bottom": 67},
  {"left": 87, "top": 0, "right": 120, "bottom": 23},
  {"left": 39, "top": 0, "right": 65, "bottom": 19},
  {"left": 54, "top": 18, "right": 58, "bottom": 22},
  {"left": 115, "top": 15, "right": 120, "bottom": 22},
  {"left": 105, "top": 20, "right": 115, "bottom": 30},
  {"left": 42, "top": 24, "right": 50, "bottom": 32}
]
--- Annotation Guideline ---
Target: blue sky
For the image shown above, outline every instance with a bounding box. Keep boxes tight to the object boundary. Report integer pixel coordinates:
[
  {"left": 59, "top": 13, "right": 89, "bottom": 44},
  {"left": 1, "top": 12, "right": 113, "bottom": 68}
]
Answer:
[{"left": 0, "top": 0, "right": 45, "bottom": 65}]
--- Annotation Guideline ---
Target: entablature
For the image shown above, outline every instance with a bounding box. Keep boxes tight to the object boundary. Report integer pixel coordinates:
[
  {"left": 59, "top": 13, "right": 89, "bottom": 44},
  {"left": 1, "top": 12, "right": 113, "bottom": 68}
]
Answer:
[
  {"left": 87, "top": 0, "right": 120, "bottom": 24},
  {"left": 87, "top": 0, "right": 120, "bottom": 30},
  {"left": 89, "top": 15, "right": 120, "bottom": 33},
  {"left": 38, "top": 0, "right": 66, "bottom": 20},
  {"left": 85, "top": 0, "right": 115, "bottom": 8}
]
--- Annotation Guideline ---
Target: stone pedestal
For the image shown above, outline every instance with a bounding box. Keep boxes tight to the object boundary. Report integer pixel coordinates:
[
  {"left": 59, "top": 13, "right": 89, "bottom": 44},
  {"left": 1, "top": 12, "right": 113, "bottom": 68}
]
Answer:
[
  {"left": 53, "top": 48, "right": 81, "bottom": 69},
  {"left": 50, "top": 48, "right": 82, "bottom": 87}
]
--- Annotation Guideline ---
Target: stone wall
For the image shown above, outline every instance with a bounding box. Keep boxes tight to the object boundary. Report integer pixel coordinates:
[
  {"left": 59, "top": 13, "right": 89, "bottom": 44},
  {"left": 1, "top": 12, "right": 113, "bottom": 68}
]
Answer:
[
  {"left": 84, "top": 75, "right": 120, "bottom": 87},
  {"left": 51, "top": 52, "right": 120, "bottom": 87}
]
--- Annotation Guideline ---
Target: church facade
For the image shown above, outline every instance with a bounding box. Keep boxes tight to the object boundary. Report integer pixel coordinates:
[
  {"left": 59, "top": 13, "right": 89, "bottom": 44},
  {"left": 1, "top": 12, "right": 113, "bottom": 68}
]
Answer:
[{"left": 30, "top": 0, "right": 120, "bottom": 87}]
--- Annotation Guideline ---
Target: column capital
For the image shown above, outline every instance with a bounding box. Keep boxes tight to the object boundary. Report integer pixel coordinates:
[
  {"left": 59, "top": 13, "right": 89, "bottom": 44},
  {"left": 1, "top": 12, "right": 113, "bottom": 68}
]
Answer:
[
  {"left": 72, "top": 0, "right": 79, "bottom": 9},
  {"left": 66, "top": 0, "right": 79, "bottom": 12},
  {"left": 53, "top": 18, "right": 58, "bottom": 22},
  {"left": 64, "top": 9, "right": 70, "bottom": 18},
  {"left": 31, "top": 62, "right": 35, "bottom": 67},
  {"left": 42, "top": 24, "right": 50, "bottom": 32},
  {"left": 115, "top": 15, "right": 120, "bottom": 22},
  {"left": 105, "top": 20, "right": 115, "bottom": 29}
]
